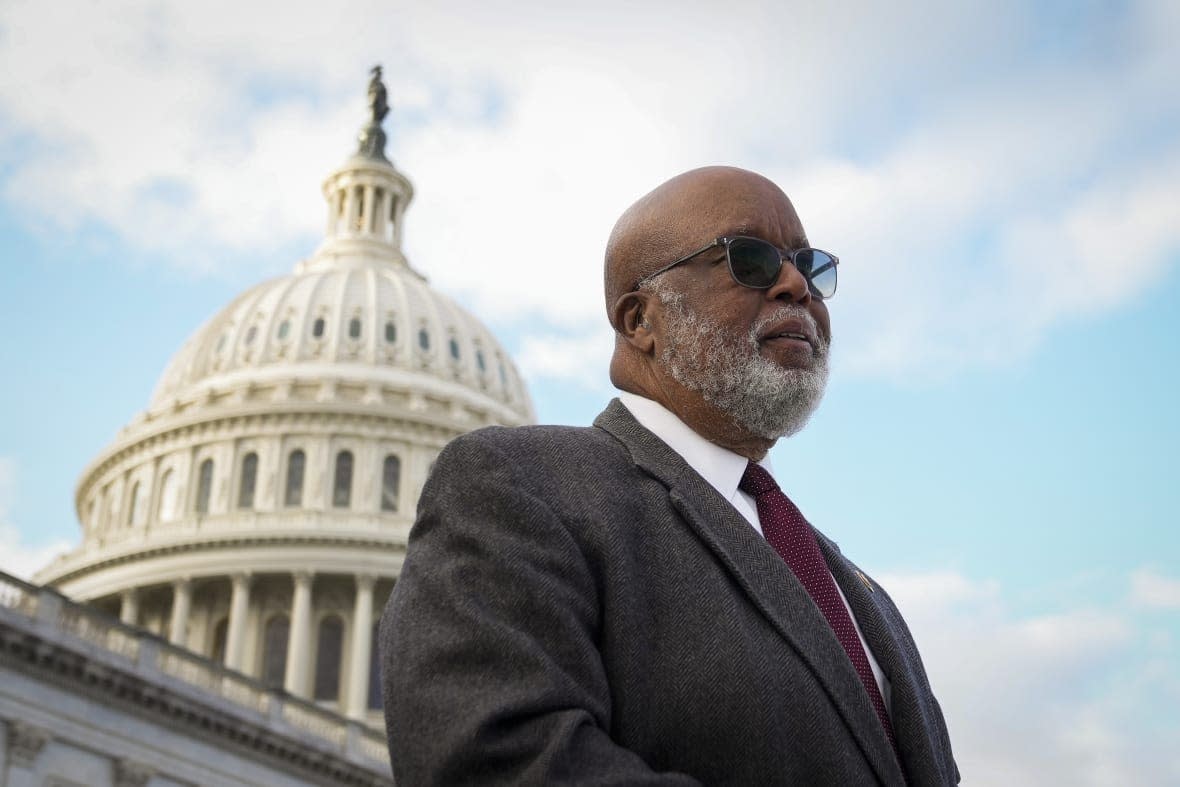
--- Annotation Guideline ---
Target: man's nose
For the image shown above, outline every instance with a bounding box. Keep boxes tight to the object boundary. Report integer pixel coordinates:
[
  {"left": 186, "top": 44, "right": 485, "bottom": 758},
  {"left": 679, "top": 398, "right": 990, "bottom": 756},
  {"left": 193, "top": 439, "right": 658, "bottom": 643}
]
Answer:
[{"left": 764, "top": 255, "right": 812, "bottom": 304}]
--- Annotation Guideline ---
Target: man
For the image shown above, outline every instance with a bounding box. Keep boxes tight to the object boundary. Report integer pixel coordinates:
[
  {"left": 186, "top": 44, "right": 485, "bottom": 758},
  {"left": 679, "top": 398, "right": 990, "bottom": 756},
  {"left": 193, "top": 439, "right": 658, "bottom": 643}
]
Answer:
[{"left": 380, "top": 166, "right": 958, "bottom": 785}]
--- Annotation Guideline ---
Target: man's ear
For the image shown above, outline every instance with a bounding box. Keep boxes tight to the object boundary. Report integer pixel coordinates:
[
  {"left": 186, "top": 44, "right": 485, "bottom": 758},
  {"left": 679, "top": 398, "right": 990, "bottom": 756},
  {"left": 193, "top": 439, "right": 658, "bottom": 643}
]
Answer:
[{"left": 611, "top": 292, "right": 656, "bottom": 353}]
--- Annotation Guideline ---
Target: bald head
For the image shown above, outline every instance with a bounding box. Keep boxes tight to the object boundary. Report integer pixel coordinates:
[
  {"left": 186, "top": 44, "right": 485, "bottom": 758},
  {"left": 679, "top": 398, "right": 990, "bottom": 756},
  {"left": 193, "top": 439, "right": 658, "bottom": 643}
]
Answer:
[{"left": 604, "top": 166, "right": 796, "bottom": 326}]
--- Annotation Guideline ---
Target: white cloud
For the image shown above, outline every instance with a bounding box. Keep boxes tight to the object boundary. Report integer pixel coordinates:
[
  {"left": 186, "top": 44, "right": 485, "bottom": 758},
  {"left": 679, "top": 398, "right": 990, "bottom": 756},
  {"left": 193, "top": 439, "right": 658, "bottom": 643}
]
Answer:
[
  {"left": 791, "top": 91, "right": 1180, "bottom": 380},
  {"left": 1, "top": 0, "right": 1177, "bottom": 383},
  {"left": 1130, "top": 567, "right": 1180, "bottom": 609},
  {"left": 0, "top": 457, "right": 70, "bottom": 581},
  {"left": 0, "top": 524, "right": 69, "bottom": 583},
  {"left": 515, "top": 327, "right": 616, "bottom": 391},
  {"left": 878, "top": 569, "right": 1180, "bottom": 786}
]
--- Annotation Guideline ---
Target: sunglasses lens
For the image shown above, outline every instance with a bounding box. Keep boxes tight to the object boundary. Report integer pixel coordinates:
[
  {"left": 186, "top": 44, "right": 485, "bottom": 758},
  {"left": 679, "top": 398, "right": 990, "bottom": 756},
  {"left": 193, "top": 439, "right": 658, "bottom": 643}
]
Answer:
[
  {"left": 727, "top": 238, "right": 782, "bottom": 287},
  {"left": 795, "top": 249, "right": 837, "bottom": 298}
]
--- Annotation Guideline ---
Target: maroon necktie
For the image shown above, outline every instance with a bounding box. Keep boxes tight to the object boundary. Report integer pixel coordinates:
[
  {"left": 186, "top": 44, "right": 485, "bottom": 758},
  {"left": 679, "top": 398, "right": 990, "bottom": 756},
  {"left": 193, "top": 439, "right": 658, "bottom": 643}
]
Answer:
[{"left": 739, "top": 461, "right": 898, "bottom": 752}]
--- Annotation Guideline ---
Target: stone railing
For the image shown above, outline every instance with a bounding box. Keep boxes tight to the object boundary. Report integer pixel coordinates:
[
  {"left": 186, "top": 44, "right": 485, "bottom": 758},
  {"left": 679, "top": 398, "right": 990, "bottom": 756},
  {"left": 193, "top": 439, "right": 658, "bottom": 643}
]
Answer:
[
  {"left": 0, "top": 569, "right": 390, "bottom": 773},
  {"left": 0, "top": 571, "right": 39, "bottom": 617}
]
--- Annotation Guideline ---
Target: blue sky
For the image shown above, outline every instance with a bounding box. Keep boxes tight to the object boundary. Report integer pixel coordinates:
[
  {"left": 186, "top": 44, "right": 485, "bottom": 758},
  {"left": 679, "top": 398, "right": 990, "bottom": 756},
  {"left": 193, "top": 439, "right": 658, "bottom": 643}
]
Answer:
[{"left": 1, "top": 0, "right": 1178, "bottom": 782}]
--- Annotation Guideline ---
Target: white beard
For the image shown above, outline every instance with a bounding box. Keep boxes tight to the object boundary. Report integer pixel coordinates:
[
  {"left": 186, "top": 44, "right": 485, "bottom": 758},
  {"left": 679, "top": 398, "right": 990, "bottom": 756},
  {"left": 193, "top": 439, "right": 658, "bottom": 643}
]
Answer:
[{"left": 653, "top": 286, "right": 830, "bottom": 441}]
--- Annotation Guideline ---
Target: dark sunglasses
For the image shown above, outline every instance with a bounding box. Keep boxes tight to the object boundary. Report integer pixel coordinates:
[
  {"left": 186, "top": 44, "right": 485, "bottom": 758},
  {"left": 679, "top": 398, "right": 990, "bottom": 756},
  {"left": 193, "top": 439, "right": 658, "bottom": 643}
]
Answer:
[{"left": 638, "top": 235, "right": 839, "bottom": 299}]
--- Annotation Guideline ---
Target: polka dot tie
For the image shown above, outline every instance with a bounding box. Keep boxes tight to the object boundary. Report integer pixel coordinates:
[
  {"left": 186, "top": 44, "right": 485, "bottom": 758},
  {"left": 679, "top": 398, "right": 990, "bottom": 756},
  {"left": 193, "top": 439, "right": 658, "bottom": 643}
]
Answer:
[{"left": 739, "top": 461, "right": 898, "bottom": 754}]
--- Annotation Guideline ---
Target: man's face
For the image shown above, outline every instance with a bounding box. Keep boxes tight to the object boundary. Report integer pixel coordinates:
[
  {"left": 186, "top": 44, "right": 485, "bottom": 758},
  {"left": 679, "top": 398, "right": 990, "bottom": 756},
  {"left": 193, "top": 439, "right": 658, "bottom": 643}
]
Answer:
[
  {"left": 645, "top": 176, "right": 833, "bottom": 440},
  {"left": 651, "top": 283, "right": 829, "bottom": 440}
]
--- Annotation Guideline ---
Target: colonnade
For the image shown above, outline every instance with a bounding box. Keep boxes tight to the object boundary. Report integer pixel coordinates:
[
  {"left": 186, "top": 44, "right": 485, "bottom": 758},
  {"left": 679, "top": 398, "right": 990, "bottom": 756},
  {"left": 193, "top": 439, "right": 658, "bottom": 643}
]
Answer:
[
  {"left": 327, "top": 180, "right": 402, "bottom": 246},
  {"left": 117, "top": 571, "right": 388, "bottom": 721}
]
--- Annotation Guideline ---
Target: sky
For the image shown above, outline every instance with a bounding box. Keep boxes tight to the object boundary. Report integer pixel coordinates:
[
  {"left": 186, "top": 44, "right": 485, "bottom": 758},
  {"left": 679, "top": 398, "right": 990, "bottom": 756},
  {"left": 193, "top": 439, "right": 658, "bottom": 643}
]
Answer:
[{"left": 1, "top": 0, "right": 1178, "bottom": 782}]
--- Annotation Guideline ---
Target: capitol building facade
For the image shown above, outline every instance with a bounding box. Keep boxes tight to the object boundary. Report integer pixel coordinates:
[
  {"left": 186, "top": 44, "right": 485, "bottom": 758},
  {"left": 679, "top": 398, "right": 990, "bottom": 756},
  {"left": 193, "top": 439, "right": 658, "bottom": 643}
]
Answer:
[{"left": 0, "top": 68, "right": 534, "bottom": 785}]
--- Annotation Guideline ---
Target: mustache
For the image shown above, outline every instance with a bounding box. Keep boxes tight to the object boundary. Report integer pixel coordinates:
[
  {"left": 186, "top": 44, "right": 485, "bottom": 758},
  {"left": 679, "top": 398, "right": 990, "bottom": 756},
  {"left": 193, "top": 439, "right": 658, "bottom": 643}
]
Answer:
[{"left": 749, "top": 306, "right": 828, "bottom": 355}]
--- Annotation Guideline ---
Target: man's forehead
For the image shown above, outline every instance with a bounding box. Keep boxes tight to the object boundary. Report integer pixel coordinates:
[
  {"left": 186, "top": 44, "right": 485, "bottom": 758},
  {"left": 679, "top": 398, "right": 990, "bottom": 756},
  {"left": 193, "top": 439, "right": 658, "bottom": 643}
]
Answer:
[
  {"left": 602, "top": 166, "right": 806, "bottom": 310},
  {"left": 696, "top": 198, "right": 808, "bottom": 248}
]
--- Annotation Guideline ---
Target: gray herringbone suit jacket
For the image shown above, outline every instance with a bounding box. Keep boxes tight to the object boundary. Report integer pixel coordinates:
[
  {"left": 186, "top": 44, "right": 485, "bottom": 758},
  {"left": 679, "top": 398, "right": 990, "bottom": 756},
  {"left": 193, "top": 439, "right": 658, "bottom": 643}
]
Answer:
[{"left": 381, "top": 400, "right": 958, "bottom": 785}]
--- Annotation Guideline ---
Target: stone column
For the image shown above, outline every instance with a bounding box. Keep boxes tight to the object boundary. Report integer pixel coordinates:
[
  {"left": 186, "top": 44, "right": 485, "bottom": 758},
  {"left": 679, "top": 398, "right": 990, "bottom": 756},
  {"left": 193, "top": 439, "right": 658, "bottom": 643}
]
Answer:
[
  {"left": 344, "top": 187, "right": 359, "bottom": 233},
  {"left": 327, "top": 189, "right": 342, "bottom": 235},
  {"left": 346, "top": 574, "right": 376, "bottom": 719},
  {"left": 169, "top": 578, "right": 193, "bottom": 647},
  {"left": 284, "top": 571, "right": 314, "bottom": 696},
  {"left": 362, "top": 184, "right": 376, "bottom": 234},
  {"left": 392, "top": 197, "right": 403, "bottom": 248},
  {"left": 119, "top": 587, "right": 139, "bottom": 626},
  {"left": 5, "top": 720, "right": 50, "bottom": 787},
  {"left": 225, "top": 573, "right": 252, "bottom": 671},
  {"left": 114, "top": 758, "right": 154, "bottom": 787}
]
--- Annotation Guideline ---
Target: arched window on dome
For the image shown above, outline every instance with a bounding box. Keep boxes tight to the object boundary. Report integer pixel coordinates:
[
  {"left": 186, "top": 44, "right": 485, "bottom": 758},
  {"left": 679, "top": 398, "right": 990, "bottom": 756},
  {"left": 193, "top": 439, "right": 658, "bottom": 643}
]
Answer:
[
  {"left": 285, "top": 450, "right": 305, "bottom": 507},
  {"left": 277, "top": 320, "right": 290, "bottom": 340},
  {"left": 476, "top": 349, "right": 487, "bottom": 373},
  {"left": 418, "top": 328, "right": 430, "bottom": 351},
  {"left": 126, "top": 482, "right": 141, "bottom": 527},
  {"left": 238, "top": 452, "right": 258, "bottom": 509},
  {"left": 384, "top": 321, "right": 396, "bottom": 344},
  {"left": 261, "top": 614, "right": 289, "bottom": 688},
  {"left": 333, "top": 451, "right": 353, "bottom": 508},
  {"left": 314, "top": 615, "right": 344, "bottom": 701},
  {"left": 158, "top": 469, "right": 179, "bottom": 523},
  {"left": 349, "top": 317, "right": 362, "bottom": 339},
  {"left": 195, "top": 459, "right": 214, "bottom": 515},
  {"left": 449, "top": 337, "right": 460, "bottom": 361},
  {"left": 368, "top": 620, "right": 382, "bottom": 710},
  {"left": 381, "top": 455, "right": 400, "bottom": 512},
  {"left": 210, "top": 617, "right": 228, "bottom": 664},
  {"left": 313, "top": 317, "right": 326, "bottom": 339}
]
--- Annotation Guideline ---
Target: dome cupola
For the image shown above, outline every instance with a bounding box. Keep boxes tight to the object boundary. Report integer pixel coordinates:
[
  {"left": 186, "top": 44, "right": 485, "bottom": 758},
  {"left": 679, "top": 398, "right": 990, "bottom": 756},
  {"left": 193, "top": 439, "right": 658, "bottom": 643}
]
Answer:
[
  {"left": 146, "top": 65, "right": 532, "bottom": 423},
  {"left": 309, "top": 65, "right": 416, "bottom": 274}
]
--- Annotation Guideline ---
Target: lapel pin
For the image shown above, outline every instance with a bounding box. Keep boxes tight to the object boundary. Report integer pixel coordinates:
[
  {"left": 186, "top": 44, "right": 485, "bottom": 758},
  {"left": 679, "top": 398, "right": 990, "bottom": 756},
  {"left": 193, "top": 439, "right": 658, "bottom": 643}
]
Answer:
[{"left": 855, "top": 570, "right": 875, "bottom": 593}]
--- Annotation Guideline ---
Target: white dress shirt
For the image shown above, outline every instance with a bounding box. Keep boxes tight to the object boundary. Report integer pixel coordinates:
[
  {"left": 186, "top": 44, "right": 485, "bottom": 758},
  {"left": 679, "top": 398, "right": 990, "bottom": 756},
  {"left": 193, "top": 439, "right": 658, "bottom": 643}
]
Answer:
[{"left": 617, "top": 392, "right": 891, "bottom": 711}]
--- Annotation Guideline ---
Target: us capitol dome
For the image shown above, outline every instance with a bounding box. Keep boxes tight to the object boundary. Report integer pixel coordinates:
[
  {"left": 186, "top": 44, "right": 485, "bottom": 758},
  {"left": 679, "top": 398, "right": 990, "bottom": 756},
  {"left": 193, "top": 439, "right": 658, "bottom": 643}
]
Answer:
[{"left": 33, "top": 66, "right": 535, "bottom": 728}]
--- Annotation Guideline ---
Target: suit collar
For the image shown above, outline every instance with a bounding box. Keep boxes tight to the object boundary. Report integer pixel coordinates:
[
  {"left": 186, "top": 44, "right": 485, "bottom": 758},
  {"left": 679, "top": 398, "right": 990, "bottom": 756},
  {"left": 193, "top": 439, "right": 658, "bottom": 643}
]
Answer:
[
  {"left": 616, "top": 392, "right": 760, "bottom": 519},
  {"left": 594, "top": 399, "right": 907, "bottom": 786}
]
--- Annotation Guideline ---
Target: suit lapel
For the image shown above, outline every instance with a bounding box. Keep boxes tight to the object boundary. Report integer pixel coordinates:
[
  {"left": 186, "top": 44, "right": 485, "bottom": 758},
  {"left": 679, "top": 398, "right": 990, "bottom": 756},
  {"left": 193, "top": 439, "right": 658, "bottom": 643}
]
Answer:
[
  {"left": 819, "top": 536, "right": 952, "bottom": 786},
  {"left": 594, "top": 400, "right": 905, "bottom": 786}
]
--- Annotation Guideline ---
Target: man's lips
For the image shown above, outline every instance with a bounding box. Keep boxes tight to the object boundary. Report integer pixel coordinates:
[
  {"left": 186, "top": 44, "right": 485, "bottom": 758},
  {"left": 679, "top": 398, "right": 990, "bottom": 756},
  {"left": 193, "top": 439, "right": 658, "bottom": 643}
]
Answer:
[{"left": 757, "top": 317, "right": 817, "bottom": 350}]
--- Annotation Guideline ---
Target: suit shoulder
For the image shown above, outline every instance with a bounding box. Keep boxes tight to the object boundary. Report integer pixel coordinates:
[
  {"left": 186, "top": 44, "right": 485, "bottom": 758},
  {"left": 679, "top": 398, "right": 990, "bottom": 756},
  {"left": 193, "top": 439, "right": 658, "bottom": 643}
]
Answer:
[{"left": 441, "top": 422, "right": 627, "bottom": 465}]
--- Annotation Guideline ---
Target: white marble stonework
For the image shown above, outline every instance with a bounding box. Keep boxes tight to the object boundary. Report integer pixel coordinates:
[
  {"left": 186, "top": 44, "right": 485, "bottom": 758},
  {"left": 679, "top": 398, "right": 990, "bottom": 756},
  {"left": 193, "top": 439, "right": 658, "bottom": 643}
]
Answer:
[{"left": 1, "top": 572, "right": 391, "bottom": 786}]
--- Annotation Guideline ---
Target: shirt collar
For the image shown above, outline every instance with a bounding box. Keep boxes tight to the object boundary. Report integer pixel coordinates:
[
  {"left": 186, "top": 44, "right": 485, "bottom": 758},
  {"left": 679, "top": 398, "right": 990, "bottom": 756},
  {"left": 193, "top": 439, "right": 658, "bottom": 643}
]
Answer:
[{"left": 617, "top": 392, "right": 774, "bottom": 503}]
